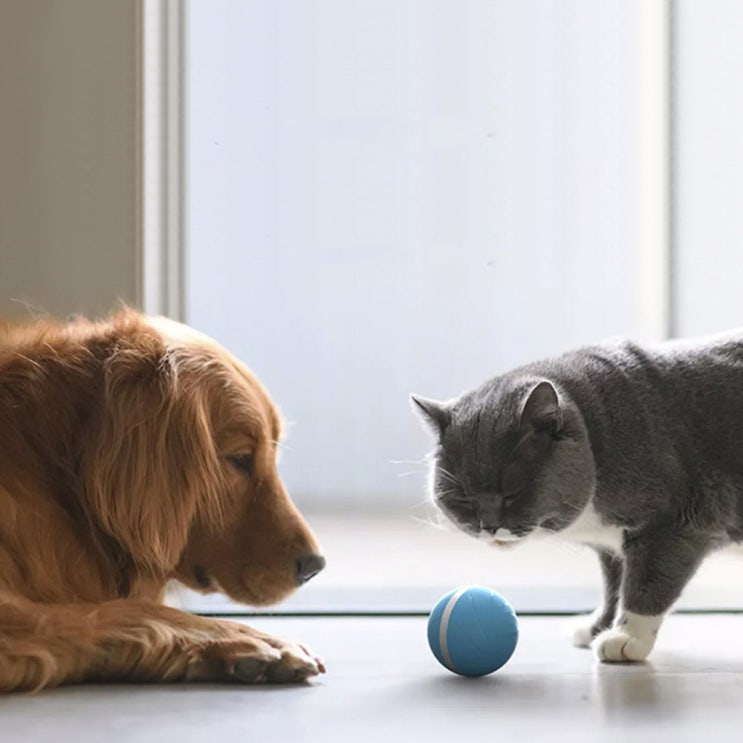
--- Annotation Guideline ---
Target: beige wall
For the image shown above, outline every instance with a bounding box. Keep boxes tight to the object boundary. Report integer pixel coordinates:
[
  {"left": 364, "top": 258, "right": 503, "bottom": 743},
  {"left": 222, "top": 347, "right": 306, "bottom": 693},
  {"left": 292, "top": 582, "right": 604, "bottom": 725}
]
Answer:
[{"left": 0, "top": 0, "right": 140, "bottom": 320}]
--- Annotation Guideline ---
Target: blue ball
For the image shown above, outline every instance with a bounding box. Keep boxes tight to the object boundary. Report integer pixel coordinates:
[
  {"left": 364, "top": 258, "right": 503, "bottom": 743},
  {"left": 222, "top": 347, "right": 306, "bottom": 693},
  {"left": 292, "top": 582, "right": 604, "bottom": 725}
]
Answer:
[{"left": 428, "top": 586, "right": 519, "bottom": 677}]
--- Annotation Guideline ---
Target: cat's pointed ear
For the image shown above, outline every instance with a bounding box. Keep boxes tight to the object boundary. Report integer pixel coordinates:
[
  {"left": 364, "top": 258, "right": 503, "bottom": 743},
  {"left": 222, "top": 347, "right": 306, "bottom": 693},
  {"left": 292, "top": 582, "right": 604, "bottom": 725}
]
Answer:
[
  {"left": 520, "top": 380, "right": 562, "bottom": 433},
  {"left": 410, "top": 395, "right": 451, "bottom": 435}
]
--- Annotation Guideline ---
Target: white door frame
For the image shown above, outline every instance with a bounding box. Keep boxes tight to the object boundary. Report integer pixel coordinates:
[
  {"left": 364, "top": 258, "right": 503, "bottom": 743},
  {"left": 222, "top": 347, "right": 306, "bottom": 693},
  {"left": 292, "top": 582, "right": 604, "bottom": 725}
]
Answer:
[{"left": 139, "top": 0, "right": 185, "bottom": 321}]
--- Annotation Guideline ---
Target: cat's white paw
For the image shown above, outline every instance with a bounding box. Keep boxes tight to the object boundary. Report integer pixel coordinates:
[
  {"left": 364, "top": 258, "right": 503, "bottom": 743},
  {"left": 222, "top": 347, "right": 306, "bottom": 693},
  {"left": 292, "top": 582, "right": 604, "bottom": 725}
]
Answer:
[
  {"left": 572, "top": 622, "right": 595, "bottom": 649},
  {"left": 571, "top": 609, "right": 606, "bottom": 648},
  {"left": 593, "top": 611, "right": 663, "bottom": 662},
  {"left": 593, "top": 627, "right": 654, "bottom": 662}
]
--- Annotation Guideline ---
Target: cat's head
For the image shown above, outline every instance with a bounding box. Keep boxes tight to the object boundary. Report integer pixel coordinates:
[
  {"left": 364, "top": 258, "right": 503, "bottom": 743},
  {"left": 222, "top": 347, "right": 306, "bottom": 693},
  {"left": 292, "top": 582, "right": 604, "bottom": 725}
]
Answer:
[{"left": 411, "top": 377, "right": 595, "bottom": 546}]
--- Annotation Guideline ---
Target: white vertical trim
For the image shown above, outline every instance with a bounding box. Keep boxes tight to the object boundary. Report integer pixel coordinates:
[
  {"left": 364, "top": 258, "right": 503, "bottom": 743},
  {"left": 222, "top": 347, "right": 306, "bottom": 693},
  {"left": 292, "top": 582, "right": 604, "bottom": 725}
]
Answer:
[
  {"left": 636, "top": 0, "right": 671, "bottom": 340},
  {"left": 141, "top": 0, "right": 185, "bottom": 320}
]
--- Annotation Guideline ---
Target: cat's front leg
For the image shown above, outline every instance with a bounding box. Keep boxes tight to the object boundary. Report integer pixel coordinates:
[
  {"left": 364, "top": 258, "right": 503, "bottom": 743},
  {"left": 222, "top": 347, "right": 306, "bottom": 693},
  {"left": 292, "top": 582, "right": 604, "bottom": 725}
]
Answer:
[
  {"left": 573, "top": 548, "right": 622, "bottom": 648},
  {"left": 593, "top": 526, "right": 711, "bottom": 662}
]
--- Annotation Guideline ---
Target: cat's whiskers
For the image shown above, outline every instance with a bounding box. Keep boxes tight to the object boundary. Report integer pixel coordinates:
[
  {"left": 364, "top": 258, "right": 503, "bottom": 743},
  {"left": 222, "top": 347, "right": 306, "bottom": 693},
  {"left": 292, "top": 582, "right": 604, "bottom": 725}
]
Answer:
[
  {"left": 560, "top": 499, "right": 586, "bottom": 511},
  {"left": 390, "top": 453, "right": 432, "bottom": 481},
  {"left": 437, "top": 467, "right": 462, "bottom": 488},
  {"left": 411, "top": 513, "right": 457, "bottom": 532},
  {"left": 433, "top": 489, "right": 461, "bottom": 504},
  {"left": 389, "top": 456, "right": 432, "bottom": 466},
  {"left": 408, "top": 493, "right": 441, "bottom": 509},
  {"left": 410, "top": 499, "right": 457, "bottom": 531},
  {"left": 395, "top": 469, "right": 427, "bottom": 479},
  {"left": 543, "top": 531, "right": 592, "bottom": 555}
]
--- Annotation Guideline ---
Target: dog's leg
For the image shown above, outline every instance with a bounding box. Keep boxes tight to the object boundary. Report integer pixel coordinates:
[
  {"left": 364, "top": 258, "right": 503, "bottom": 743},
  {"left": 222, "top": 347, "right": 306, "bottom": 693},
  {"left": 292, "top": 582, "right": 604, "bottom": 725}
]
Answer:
[{"left": 0, "top": 596, "right": 324, "bottom": 691}]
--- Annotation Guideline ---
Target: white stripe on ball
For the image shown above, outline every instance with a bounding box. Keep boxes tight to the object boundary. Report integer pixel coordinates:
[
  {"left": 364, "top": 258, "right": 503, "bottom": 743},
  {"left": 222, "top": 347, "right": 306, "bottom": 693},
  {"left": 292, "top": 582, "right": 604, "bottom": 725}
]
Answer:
[{"left": 438, "top": 585, "right": 472, "bottom": 673}]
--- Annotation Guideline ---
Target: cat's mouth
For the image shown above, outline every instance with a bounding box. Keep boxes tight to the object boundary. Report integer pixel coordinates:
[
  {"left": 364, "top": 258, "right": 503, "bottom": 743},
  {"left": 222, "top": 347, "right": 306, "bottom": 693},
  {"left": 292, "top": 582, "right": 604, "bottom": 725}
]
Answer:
[
  {"left": 493, "top": 540, "right": 519, "bottom": 549},
  {"left": 484, "top": 528, "right": 524, "bottom": 547}
]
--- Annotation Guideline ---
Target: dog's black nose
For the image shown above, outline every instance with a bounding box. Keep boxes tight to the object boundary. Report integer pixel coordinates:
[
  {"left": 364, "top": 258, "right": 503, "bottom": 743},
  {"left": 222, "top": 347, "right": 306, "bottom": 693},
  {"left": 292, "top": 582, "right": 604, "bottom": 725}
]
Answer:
[{"left": 296, "top": 554, "right": 326, "bottom": 585}]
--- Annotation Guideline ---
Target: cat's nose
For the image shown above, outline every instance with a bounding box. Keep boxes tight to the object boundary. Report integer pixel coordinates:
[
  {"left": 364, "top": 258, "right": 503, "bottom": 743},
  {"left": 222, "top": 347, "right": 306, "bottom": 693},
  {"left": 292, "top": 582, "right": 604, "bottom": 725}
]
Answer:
[{"left": 296, "top": 553, "right": 326, "bottom": 585}]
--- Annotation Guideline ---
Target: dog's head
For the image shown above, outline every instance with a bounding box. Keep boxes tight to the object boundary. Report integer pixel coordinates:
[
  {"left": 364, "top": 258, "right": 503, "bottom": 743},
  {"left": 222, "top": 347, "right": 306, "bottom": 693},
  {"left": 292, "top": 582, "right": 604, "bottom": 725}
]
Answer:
[{"left": 79, "top": 312, "right": 324, "bottom": 606}]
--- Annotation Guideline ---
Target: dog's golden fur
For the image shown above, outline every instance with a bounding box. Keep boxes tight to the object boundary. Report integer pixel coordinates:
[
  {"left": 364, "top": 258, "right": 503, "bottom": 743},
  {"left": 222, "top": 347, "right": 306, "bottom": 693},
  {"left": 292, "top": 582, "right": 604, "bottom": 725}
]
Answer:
[{"left": 0, "top": 310, "right": 324, "bottom": 691}]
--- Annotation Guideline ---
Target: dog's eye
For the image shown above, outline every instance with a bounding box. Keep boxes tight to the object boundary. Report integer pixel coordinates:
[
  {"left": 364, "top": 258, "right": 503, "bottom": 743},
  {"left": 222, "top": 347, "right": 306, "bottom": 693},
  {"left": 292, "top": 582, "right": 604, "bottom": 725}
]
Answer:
[{"left": 227, "top": 453, "right": 254, "bottom": 475}]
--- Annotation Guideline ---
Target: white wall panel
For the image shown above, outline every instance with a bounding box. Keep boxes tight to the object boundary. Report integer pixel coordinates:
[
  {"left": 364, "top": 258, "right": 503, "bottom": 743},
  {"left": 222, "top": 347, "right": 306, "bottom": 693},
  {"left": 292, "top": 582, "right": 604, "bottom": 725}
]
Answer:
[{"left": 186, "top": 0, "right": 655, "bottom": 508}]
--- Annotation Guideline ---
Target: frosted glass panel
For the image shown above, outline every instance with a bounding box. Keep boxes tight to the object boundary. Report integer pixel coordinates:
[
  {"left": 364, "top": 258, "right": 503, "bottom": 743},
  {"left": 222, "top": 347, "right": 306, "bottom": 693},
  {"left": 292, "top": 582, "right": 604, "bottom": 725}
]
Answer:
[
  {"left": 186, "top": 0, "right": 652, "bottom": 509},
  {"left": 675, "top": 0, "right": 743, "bottom": 336}
]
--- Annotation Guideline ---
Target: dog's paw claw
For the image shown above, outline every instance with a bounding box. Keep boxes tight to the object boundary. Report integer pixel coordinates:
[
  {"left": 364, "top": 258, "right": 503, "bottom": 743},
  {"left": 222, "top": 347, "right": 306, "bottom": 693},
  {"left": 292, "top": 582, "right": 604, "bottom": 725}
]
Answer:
[{"left": 188, "top": 626, "right": 325, "bottom": 685}]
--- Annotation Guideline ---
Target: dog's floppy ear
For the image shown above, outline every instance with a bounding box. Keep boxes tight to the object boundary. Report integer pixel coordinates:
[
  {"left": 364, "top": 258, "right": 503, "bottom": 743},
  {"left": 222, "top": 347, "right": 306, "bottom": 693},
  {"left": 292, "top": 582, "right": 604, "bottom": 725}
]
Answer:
[{"left": 82, "top": 339, "right": 224, "bottom": 571}]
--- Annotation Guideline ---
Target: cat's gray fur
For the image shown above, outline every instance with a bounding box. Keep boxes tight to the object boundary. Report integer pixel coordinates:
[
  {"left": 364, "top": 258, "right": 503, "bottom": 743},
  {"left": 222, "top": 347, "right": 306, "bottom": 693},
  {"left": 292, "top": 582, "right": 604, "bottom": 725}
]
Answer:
[{"left": 412, "top": 331, "right": 743, "bottom": 661}]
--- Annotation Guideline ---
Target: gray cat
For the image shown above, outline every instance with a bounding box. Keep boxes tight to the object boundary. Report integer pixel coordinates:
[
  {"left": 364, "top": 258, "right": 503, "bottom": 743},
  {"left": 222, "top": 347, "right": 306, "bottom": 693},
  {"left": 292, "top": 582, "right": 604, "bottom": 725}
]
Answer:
[{"left": 412, "top": 331, "right": 743, "bottom": 662}]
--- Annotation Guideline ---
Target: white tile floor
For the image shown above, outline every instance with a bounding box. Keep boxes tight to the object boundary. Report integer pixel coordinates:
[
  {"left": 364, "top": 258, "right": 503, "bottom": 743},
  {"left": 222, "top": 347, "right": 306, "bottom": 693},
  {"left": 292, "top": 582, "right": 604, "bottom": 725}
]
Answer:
[
  {"left": 5, "top": 512, "right": 742, "bottom": 741},
  {"left": 2, "top": 614, "right": 743, "bottom": 742}
]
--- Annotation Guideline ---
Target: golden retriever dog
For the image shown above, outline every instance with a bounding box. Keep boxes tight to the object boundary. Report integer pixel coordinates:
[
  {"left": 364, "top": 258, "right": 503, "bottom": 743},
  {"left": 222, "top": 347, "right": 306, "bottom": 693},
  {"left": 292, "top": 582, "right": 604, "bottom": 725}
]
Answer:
[{"left": 0, "top": 309, "right": 326, "bottom": 691}]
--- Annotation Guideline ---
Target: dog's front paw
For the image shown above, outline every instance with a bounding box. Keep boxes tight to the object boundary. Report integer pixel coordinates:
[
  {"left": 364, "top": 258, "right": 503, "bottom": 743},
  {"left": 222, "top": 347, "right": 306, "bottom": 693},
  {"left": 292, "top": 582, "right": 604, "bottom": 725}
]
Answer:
[
  {"left": 257, "top": 635, "right": 326, "bottom": 682},
  {"left": 188, "top": 629, "right": 325, "bottom": 684},
  {"left": 228, "top": 637, "right": 324, "bottom": 684}
]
